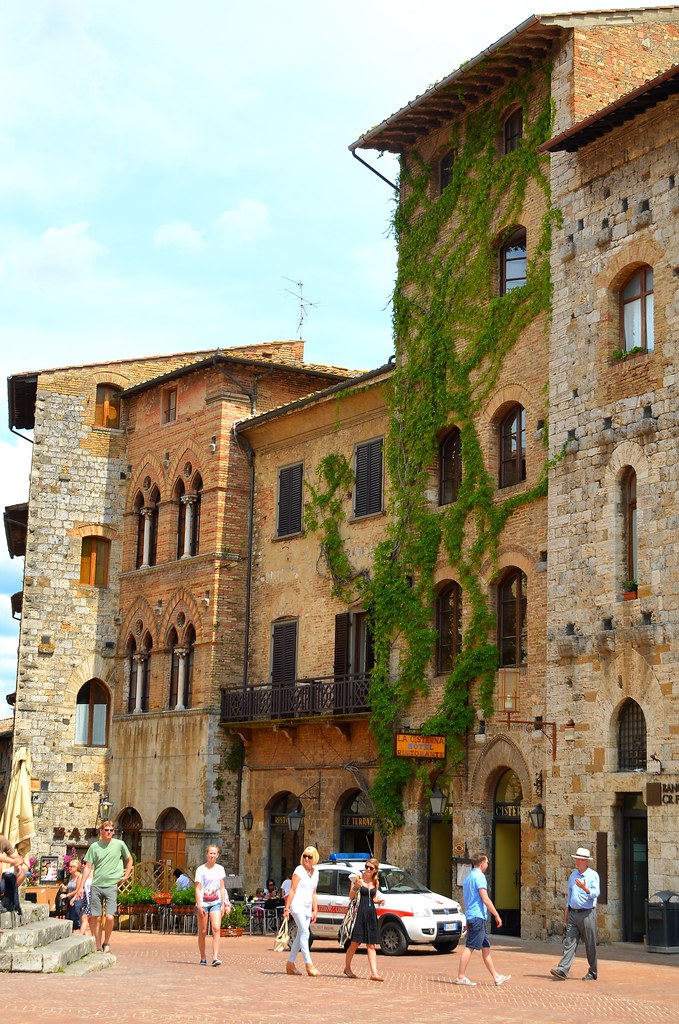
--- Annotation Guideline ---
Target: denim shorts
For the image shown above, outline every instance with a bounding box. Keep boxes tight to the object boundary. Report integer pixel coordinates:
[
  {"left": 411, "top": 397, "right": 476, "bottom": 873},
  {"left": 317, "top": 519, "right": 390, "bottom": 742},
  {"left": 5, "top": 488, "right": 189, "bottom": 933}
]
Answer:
[
  {"left": 199, "top": 900, "right": 222, "bottom": 913},
  {"left": 465, "top": 917, "right": 490, "bottom": 950}
]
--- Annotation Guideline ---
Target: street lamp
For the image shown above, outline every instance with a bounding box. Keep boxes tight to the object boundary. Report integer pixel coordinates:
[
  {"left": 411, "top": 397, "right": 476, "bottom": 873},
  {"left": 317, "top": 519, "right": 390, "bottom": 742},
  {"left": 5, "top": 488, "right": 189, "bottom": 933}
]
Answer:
[
  {"left": 287, "top": 807, "right": 304, "bottom": 832},
  {"left": 31, "top": 791, "right": 47, "bottom": 818},
  {"left": 529, "top": 803, "right": 545, "bottom": 829},
  {"left": 429, "top": 787, "right": 447, "bottom": 816},
  {"left": 242, "top": 810, "right": 254, "bottom": 831}
]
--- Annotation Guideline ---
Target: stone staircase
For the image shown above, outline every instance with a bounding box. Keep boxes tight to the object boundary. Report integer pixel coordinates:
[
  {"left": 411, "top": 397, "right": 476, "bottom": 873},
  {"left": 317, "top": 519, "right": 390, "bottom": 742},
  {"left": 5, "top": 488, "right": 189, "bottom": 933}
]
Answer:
[{"left": 0, "top": 902, "right": 115, "bottom": 973}]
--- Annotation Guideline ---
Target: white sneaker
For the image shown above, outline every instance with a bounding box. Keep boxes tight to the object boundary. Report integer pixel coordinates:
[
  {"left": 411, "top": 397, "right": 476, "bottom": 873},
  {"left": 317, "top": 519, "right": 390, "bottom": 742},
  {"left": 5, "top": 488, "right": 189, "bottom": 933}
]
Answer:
[
  {"left": 455, "top": 977, "right": 477, "bottom": 986},
  {"left": 495, "top": 974, "right": 511, "bottom": 986}
]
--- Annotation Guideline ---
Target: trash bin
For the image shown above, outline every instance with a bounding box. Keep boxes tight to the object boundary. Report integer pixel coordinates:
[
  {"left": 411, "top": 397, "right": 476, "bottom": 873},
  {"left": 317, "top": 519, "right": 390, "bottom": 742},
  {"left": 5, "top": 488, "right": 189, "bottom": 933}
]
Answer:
[{"left": 645, "top": 891, "right": 679, "bottom": 953}]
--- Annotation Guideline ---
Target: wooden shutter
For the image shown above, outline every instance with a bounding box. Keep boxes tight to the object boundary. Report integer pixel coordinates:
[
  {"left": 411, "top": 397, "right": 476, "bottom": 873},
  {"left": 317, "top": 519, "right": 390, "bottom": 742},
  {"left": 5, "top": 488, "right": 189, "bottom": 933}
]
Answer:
[
  {"left": 271, "top": 620, "right": 297, "bottom": 684},
  {"left": 333, "top": 613, "right": 351, "bottom": 678},
  {"left": 355, "top": 439, "right": 383, "bottom": 517},
  {"left": 278, "top": 463, "right": 303, "bottom": 536}
]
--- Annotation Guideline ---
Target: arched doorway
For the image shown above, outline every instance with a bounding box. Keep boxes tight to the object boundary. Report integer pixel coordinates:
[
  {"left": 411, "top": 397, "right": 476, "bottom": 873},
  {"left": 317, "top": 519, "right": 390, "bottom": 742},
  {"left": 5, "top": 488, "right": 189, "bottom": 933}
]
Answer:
[
  {"left": 118, "top": 806, "right": 142, "bottom": 861},
  {"left": 339, "top": 791, "right": 375, "bottom": 855},
  {"left": 268, "top": 793, "right": 301, "bottom": 888},
  {"left": 157, "top": 807, "right": 187, "bottom": 867},
  {"left": 492, "top": 769, "right": 522, "bottom": 936}
]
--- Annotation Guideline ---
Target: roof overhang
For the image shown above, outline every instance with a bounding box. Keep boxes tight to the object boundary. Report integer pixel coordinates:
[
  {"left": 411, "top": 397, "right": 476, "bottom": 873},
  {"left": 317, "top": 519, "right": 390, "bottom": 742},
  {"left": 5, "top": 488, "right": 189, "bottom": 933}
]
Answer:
[
  {"left": 349, "top": 16, "right": 556, "bottom": 153},
  {"left": 7, "top": 374, "right": 38, "bottom": 431},
  {"left": 4, "top": 503, "right": 28, "bottom": 558},
  {"left": 540, "top": 61, "right": 679, "bottom": 152}
]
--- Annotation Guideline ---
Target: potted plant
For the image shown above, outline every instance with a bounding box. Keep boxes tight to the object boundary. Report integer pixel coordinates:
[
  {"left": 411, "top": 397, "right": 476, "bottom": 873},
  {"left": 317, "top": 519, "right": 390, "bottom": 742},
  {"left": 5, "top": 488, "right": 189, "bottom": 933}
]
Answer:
[
  {"left": 118, "top": 883, "right": 155, "bottom": 910},
  {"left": 623, "top": 579, "right": 638, "bottom": 600},
  {"left": 171, "top": 886, "right": 196, "bottom": 912},
  {"left": 221, "top": 903, "right": 247, "bottom": 936}
]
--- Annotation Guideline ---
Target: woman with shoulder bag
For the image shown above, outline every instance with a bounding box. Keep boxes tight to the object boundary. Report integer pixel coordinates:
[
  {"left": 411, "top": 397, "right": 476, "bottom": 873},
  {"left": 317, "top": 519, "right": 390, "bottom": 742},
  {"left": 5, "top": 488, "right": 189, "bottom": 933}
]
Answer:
[
  {"left": 343, "top": 858, "right": 385, "bottom": 981},
  {"left": 282, "top": 846, "right": 320, "bottom": 976},
  {"left": 195, "top": 844, "right": 231, "bottom": 967}
]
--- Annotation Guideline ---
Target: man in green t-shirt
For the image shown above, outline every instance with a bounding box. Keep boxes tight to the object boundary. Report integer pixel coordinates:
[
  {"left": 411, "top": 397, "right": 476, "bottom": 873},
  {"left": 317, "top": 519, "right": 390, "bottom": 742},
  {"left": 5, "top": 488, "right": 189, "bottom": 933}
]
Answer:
[{"left": 78, "top": 821, "right": 133, "bottom": 953}]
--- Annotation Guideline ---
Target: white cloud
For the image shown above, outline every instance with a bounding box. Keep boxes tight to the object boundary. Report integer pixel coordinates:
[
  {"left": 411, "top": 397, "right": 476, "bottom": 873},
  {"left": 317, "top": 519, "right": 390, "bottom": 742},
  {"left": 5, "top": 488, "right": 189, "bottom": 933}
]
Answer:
[
  {"left": 2, "top": 222, "right": 108, "bottom": 286},
  {"left": 154, "top": 220, "right": 205, "bottom": 252},
  {"left": 214, "top": 200, "right": 269, "bottom": 244}
]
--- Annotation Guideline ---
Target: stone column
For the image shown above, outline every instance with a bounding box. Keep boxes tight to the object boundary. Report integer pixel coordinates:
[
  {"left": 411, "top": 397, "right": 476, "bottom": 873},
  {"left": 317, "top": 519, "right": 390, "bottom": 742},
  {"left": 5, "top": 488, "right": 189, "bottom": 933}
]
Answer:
[
  {"left": 140, "top": 506, "right": 154, "bottom": 567},
  {"left": 174, "top": 647, "right": 188, "bottom": 710},
  {"left": 180, "top": 494, "right": 197, "bottom": 558},
  {"left": 132, "top": 653, "right": 147, "bottom": 713}
]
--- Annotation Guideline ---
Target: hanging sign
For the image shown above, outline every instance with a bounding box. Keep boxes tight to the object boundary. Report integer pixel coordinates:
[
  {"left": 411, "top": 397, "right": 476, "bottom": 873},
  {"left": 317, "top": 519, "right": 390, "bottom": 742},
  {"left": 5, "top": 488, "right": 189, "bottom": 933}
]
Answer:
[{"left": 394, "top": 733, "right": 446, "bottom": 760}]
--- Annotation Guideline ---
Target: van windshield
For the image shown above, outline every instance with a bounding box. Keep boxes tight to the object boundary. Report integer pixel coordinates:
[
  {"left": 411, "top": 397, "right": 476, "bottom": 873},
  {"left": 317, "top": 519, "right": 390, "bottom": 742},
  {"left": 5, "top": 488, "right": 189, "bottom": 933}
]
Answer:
[{"left": 379, "top": 868, "right": 430, "bottom": 894}]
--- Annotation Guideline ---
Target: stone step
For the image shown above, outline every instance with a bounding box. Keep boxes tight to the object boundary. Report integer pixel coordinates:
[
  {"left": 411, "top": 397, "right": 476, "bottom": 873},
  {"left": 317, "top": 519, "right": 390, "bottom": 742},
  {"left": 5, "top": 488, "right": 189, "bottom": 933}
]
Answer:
[
  {"left": 62, "top": 949, "right": 116, "bottom": 975},
  {"left": 0, "top": 901, "right": 50, "bottom": 929},
  {"left": 0, "top": 917, "right": 73, "bottom": 951},
  {"left": 1, "top": 933, "right": 97, "bottom": 973}
]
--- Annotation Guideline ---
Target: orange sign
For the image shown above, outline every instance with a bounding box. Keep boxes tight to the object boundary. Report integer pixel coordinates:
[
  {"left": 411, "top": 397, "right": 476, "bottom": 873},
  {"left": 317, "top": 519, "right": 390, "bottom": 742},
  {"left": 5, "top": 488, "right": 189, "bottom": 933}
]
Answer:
[{"left": 394, "top": 733, "right": 446, "bottom": 760}]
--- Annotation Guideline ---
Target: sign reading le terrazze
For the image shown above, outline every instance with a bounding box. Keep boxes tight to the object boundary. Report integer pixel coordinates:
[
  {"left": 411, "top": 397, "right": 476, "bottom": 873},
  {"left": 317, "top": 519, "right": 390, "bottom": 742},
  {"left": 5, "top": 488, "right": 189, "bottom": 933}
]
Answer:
[{"left": 394, "top": 733, "right": 446, "bottom": 760}]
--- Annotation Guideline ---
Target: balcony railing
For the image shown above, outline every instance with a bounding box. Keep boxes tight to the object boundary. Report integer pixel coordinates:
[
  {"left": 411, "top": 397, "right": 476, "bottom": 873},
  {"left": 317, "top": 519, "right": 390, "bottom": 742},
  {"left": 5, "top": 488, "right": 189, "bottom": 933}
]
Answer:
[{"left": 220, "top": 673, "right": 370, "bottom": 723}]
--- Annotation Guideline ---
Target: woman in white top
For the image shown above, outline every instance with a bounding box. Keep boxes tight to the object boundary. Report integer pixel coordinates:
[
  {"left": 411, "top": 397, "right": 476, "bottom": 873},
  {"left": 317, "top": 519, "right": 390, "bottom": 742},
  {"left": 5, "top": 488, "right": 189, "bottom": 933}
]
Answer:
[
  {"left": 195, "top": 844, "right": 231, "bottom": 967},
  {"left": 282, "top": 845, "right": 320, "bottom": 976}
]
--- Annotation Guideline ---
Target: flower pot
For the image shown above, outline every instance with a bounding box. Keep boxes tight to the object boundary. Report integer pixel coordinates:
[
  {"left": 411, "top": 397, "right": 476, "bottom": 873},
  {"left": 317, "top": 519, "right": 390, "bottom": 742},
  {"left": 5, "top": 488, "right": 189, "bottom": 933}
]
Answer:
[{"left": 623, "top": 590, "right": 637, "bottom": 601}]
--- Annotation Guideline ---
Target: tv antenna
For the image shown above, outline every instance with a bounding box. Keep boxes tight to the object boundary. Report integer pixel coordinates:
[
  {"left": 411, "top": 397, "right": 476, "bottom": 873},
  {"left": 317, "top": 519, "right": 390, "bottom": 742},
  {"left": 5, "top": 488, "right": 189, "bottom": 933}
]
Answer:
[{"left": 283, "top": 277, "right": 319, "bottom": 339}]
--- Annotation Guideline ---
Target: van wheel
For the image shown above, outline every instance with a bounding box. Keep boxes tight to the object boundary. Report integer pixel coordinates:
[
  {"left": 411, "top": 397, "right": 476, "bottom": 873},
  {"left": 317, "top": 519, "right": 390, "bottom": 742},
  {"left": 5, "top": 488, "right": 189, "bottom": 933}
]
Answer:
[
  {"left": 433, "top": 939, "right": 458, "bottom": 953},
  {"left": 379, "top": 920, "right": 408, "bottom": 956}
]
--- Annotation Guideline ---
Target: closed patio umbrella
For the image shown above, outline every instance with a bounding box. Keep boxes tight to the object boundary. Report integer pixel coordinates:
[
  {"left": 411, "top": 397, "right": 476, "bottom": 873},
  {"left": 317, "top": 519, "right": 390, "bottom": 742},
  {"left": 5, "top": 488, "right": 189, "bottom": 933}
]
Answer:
[{"left": 0, "top": 746, "right": 35, "bottom": 856}]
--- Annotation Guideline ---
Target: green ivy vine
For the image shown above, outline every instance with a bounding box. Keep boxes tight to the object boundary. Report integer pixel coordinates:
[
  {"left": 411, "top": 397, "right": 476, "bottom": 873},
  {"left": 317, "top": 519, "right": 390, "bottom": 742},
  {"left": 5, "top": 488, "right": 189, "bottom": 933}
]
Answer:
[{"left": 305, "top": 66, "right": 559, "bottom": 832}]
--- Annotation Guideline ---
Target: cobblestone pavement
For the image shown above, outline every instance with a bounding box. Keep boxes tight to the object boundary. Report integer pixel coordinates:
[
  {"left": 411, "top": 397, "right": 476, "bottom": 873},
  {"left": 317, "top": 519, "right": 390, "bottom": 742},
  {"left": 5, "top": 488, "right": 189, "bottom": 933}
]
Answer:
[{"left": 2, "top": 932, "right": 679, "bottom": 1024}]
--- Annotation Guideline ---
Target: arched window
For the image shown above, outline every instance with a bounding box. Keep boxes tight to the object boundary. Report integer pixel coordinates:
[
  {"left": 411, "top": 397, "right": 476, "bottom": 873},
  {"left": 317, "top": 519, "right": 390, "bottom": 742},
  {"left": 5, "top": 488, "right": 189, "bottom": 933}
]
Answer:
[
  {"left": 436, "top": 582, "right": 462, "bottom": 674},
  {"left": 499, "top": 404, "right": 526, "bottom": 487},
  {"left": 147, "top": 487, "right": 159, "bottom": 566},
  {"left": 175, "top": 480, "right": 186, "bottom": 559},
  {"left": 439, "top": 150, "right": 455, "bottom": 193},
  {"left": 135, "top": 486, "right": 160, "bottom": 568},
  {"left": 118, "top": 807, "right": 142, "bottom": 860},
  {"left": 127, "top": 632, "right": 151, "bottom": 713},
  {"left": 75, "top": 679, "right": 109, "bottom": 746},
  {"left": 439, "top": 428, "right": 462, "bottom": 505},
  {"left": 168, "top": 628, "right": 180, "bottom": 708},
  {"left": 618, "top": 699, "right": 647, "bottom": 771},
  {"left": 184, "top": 625, "right": 195, "bottom": 709},
  {"left": 498, "top": 569, "right": 527, "bottom": 667},
  {"left": 126, "top": 636, "right": 137, "bottom": 713},
  {"left": 190, "top": 475, "right": 202, "bottom": 556},
  {"left": 79, "top": 536, "right": 110, "bottom": 587},
  {"left": 504, "top": 109, "right": 523, "bottom": 153},
  {"left": 94, "top": 384, "right": 121, "bottom": 429},
  {"left": 620, "top": 265, "right": 653, "bottom": 353},
  {"left": 622, "top": 468, "right": 637, "bottom": 587},
  {"left": 134, "top": 492, "right": 145, "bottom": 568},
  {"left": 500, "top": 228, "right": 527, "bottom": 293}
]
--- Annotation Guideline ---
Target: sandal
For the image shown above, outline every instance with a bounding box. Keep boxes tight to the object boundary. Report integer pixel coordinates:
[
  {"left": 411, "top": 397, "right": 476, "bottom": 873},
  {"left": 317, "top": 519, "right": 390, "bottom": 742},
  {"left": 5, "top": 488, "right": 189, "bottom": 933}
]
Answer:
[
  {"left": 102, "top": 943, "right": 111, "bottom": 954},
  {"left": 343, "top": 967, "right": 358, "bottom": 978},
  {"left": 370, "top": 975, "right": 384, "bottom": 982}
]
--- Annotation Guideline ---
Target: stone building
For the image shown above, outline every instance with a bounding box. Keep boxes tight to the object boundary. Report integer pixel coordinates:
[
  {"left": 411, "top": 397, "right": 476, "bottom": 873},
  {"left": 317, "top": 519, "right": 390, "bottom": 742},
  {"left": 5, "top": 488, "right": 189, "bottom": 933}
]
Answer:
[
  {"left": 542, "top": 61, "right": 679, "bottom": 942},
  {"left": 341, "top": 7, "right": 679, "bottom": 942},
  {"left": 5, "top": 344, "right": 355, "bottom": 871}
]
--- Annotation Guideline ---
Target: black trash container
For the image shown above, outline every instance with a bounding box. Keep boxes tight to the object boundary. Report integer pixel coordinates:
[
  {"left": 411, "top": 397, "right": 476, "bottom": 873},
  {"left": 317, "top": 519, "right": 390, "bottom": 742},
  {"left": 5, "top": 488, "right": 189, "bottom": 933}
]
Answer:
[{"left": 645, "top": 891, "right": 679, "bottom": 953}]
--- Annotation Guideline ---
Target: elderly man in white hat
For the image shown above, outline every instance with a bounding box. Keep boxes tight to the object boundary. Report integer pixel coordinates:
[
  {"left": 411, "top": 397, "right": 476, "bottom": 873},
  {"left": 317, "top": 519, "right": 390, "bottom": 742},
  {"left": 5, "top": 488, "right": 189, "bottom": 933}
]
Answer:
[{"left": 550, "top": 847, "right": 600, "bottom": 981}]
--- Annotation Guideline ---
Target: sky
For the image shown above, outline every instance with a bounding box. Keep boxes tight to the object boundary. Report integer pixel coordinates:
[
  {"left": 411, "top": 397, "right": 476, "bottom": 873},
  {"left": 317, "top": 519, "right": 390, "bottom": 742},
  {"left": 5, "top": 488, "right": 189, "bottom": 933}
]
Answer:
[{"left": 0, "top": 0, "right": 667, "bottom": 710}]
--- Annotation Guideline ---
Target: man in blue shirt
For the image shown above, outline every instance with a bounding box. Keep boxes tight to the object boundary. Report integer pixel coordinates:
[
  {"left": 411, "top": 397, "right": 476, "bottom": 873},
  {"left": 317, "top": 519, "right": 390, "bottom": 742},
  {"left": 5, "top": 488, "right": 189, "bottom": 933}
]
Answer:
[
  {"left": 551, "top": 846, "right": 600, "bottom": 981},
  {"left": 456, "top": 852, "right": 510, "bottom": 987}
]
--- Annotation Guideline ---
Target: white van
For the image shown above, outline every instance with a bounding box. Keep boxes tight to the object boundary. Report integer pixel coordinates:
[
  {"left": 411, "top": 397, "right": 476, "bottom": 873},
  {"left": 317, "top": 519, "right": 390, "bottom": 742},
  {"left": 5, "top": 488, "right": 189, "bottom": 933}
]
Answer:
[{"left": 312, "top": 855, "right": 466, "bottom": 955}]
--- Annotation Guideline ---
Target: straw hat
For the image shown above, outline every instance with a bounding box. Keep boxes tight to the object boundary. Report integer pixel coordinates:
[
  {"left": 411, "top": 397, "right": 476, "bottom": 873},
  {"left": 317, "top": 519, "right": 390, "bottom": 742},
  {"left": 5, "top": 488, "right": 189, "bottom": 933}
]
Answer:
[{"left": 572, "top": 847, "right": 592, "bottom": 859}]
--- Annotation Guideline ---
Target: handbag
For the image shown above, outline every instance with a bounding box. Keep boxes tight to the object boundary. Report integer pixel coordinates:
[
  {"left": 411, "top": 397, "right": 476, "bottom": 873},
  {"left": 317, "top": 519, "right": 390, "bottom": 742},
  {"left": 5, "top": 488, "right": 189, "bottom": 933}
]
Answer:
[
  {"left": 338, "top": 887, "right": 361, "bottom": 946},
  {"left": 273, "top": 916, "right": 290, "bottom": 952}
]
